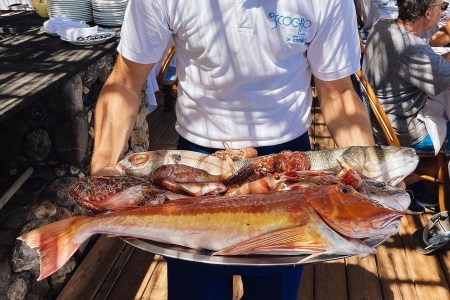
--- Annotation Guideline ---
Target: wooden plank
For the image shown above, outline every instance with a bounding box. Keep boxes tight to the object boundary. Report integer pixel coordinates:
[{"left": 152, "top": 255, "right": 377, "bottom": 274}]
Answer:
[
  {"left": 156, "top": 118, "right": 178, "bottom": 145},
  {"left": 101, "top": 247, "right": 156, "bottom": 300},
  {"left": 57, "top": 236, "right": 128, "bottom": 300},
  {"left": 92, "top": 243, "right": 135, "bottom": 300},
  {"left": 438, "top": 249, "right": 450, "bottom": 288},
  {"left": 137, "top": 258, "right": 244, "bottom": 299},
  {"left": 376, "top": 234, "right": 417, "bottom": 299},
  {"left": 147, "top": 111, "right": 176, "bottom": 145},
  {"left": 134, "top": 254, "right": 162, "bottom": 299},
  {"left": 346, "top": 254, "right": 382, "bottom": 300},
  {"left": 298, "top": 263, "right": 314, "bottom": 300},
  {"left": 314, "top": 259, "right": 347, "bottom": 300},
  {"left": 400, "top": 215, "right": 450, "bottom": 299},
  {"left": 139, "top": 255, "right": 168, "bottom": 300},
  {"left": 148, "top": 144, "right": 177, "bottom": 151},
  {"left": 146, "top": 106, "right": 165, "bottom": 128}
]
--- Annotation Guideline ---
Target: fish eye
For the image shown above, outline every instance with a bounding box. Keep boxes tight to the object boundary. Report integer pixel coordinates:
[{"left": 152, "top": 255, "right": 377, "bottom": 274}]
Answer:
[
  {"left": 130, "top": 154, "right": 149, "bottom": 166},
  {"left": 340, "top": 187, "right": 351, "bottom": 194}
]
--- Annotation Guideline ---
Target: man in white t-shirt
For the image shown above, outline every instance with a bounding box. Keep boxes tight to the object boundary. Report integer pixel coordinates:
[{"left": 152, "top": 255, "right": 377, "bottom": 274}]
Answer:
[{"left": 91, "top": 1, "right": 374, "bottom": 299}]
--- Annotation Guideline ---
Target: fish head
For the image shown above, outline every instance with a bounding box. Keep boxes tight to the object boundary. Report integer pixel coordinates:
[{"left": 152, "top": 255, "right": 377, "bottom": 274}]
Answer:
[
  {"left": 305, "top": 184, "right": 405, "bottom": 239},
  {"left": 68, "top": 176, "right": 148, "bottom": 211},
  {"left": 116, "top": 152, "right": 156, "bottom": 177},
  {"left": 357, "top": 180, "right": 411, "bottom": 212},
  {"left": 341, "top": 146, "right": 419, "bottom": 186}
]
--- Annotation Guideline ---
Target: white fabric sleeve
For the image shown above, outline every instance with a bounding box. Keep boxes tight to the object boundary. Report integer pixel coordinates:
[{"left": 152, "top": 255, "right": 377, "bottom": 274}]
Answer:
[
  {"left": 308, "top": 0, "right": 360, "bottom": 81},
  {"left": 117, "top": 0, "right": 173, "bottom": 64}
]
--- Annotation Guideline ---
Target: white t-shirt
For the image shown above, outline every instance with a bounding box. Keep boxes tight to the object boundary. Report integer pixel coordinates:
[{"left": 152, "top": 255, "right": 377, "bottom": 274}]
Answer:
[{"left": 118, "top": 0, "right": 360, "bottom": 149}]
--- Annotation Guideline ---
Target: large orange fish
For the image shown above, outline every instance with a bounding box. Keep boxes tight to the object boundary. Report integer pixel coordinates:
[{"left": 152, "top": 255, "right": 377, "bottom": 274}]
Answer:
[{"left": 18, "top": 183, "right": 404, "bottom": 281}]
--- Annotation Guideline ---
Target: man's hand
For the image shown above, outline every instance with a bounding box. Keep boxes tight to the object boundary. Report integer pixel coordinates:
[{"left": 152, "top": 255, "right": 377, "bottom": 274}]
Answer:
[{"left": 91, "top": 165, "right": 121, "bottom": 176}]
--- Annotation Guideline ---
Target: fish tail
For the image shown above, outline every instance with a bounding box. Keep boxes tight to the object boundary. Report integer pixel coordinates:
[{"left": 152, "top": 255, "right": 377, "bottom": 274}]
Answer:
[{"left": 17, "top": 215, "right": 91, "bottom": 281}]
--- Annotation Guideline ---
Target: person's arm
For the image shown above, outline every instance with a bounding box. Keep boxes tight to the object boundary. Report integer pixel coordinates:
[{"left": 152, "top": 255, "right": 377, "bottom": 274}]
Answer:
[
  {"left": 91, "top": 54, "right": 154, "bottom": 175},
  {"left": 429, "top": 20, "right": 450, "bottom": 47},
  {"left": 314, "top": 76, "right": 375, "bottom": 147},
  {"left": 442, "top": 51, "right": 450, "bottom": 63}
]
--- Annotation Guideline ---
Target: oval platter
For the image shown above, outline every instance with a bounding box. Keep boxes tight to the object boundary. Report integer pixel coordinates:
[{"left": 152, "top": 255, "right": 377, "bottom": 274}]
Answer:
[{"left": 123, "top": 237, "right": 385, "bottom": 266}]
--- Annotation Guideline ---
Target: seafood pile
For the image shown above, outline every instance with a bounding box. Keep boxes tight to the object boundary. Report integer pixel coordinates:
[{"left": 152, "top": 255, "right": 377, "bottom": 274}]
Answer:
[{"left": 18, "top": 146, "right": 419, "bottom": 280}]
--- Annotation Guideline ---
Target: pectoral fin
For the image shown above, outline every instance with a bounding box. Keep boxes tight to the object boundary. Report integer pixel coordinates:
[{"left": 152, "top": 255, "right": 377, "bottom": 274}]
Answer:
[{"left": 214, "top": 226, "right": 330, "bottom": 256}]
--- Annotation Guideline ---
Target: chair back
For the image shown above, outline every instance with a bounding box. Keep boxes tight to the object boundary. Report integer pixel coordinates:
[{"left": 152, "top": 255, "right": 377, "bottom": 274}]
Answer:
[
  {"left": 353, "top": 71, "right": 447, "bottom": 212},
  {"left": 156, "top": 44, "right": 176, "bottom": 86},
  {"left": 354, "top": 70, "right": 401, "bottom": 146}
]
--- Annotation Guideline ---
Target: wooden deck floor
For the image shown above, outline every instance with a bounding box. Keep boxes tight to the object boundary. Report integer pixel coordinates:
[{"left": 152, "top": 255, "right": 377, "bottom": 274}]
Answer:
[{"left": 57, "top": 102, "right": 450, "bottom": 300}]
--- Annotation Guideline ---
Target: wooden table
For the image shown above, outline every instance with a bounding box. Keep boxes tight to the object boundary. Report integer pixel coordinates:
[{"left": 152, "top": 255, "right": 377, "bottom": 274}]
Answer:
[{"left": 0, "top": 10, "right": 119, "bottom": 122}]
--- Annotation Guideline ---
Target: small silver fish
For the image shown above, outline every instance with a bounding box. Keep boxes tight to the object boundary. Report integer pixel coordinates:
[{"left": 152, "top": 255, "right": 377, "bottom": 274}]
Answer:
[
  {"left": 115, "top": 146, "right": 419, "bottom": 187},
  {"left": 115, "top": 150, "right": 252, "bottom": 178},
  {"left": 304, "top": 146, "right": 419, "bottom": 186}
]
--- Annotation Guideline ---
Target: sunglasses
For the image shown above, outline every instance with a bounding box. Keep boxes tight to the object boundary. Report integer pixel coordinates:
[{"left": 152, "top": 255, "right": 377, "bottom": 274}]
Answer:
[{"left": 430, "top": 1, "right": 449, "bottom": 11}]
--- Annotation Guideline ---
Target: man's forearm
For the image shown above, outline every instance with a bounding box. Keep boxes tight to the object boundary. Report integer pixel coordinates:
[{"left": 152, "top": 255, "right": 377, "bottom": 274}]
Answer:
[
  {"left": 91, "top": 82, "right": 141, "bottom": 175},
  {"left": 316, "top": 76, "right": 375, "bottom": 147},
  {"left": 91, "top": 55, "right": 154, "bottom": 175}
]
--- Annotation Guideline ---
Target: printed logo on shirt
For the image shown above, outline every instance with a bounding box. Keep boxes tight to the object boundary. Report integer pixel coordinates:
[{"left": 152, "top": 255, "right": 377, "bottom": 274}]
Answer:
[{"left": 267, "top": 12, "right": 311, "bottom": 43}]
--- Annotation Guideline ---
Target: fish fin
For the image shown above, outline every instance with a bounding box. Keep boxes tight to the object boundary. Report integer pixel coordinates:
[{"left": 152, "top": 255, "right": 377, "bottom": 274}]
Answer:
[
  {"left": 225, "top": 156, "right": 238, "bottom": 175},
  {"left": 102, "top": 191, "right": 167, "bottom": 212},
  {"left": 155, "top": 179, "right": 196, "bottom": 196},
  {"left": 214, "top": 226, "right": 328, "bottom": 256},
  {"left": 17, "top": 216, "right": 90, "bottom": 281},
  {"left": 337, "top": 158, "right": 362, "bottom": 188},
  {"left": 295, "top": 252, "right": 324, "bottom": 264}
]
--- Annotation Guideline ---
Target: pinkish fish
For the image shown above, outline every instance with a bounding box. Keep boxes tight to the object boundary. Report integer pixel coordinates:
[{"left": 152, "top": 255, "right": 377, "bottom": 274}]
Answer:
[{"left": 17, "top": 183, "right": 405, "bottom": 281}]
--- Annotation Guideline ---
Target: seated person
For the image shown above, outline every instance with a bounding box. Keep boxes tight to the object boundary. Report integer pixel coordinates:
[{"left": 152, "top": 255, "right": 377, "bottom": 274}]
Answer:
[{"left": 362, "top": 0, "right": 450, "bottom": 213}]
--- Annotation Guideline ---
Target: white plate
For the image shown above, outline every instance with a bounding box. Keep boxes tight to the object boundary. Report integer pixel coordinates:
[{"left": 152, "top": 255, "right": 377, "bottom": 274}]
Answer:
[{"left": 60, "top": 33, "right": 115, "bottom": 45}]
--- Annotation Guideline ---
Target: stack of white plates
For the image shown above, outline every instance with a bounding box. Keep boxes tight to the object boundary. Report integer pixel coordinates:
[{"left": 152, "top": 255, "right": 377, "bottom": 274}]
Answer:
[
  {"left": 47, "top": 0, "right": 93, "bottom": 22},
  {"left": 92, "top": 0, "right": 128, "bottom": 27}
]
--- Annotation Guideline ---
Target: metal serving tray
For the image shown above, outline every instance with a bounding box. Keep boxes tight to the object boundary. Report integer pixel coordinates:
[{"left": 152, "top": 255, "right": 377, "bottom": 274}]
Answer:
[{"left": 124, "top": 237, "right": 385, "bottom": 266}]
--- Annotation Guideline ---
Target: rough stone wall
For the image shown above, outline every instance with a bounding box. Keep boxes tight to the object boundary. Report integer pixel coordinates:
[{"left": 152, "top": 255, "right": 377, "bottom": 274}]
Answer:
[
  {"left": 0, "top": 53, "right": 150, "bottom": 299},
  {"left": 0, "top": 53, "right": 149, "bottom": 177}
]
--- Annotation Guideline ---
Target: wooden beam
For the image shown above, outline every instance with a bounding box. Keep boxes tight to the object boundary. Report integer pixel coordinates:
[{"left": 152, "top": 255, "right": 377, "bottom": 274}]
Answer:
[{"left": 57, "top": 236, "right": 131, "bottom": 300}]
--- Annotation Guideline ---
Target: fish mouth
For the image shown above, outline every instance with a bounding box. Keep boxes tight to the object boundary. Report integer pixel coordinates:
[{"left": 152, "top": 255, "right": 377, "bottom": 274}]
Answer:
[
  {"left": 367, "top": 214, "right": 404, "bottom": 239},
  {"left": 358, "top": 180, "right": 412, "bottom": 211},
  {"left": 381, "top": 214, "right": 404, "bottom": 227}
]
